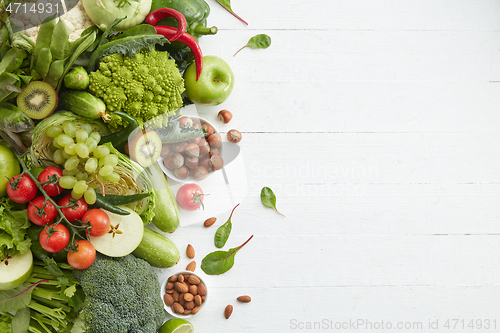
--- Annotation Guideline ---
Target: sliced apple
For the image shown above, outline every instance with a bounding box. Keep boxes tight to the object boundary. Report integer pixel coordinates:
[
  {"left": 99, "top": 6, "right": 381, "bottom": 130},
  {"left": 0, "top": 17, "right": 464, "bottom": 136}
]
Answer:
[
  {"left": 0, "top": 249, "right": 33, "bottom": 290},
  {"left": 89, "top": 206, "right": 144, "bottom": 257}
]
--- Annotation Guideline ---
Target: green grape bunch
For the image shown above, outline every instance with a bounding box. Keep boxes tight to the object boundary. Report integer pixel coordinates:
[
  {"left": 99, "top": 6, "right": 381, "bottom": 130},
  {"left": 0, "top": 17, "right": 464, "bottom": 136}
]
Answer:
[{"left": 45, "top": 121, "right": 121, "bottom": 205}]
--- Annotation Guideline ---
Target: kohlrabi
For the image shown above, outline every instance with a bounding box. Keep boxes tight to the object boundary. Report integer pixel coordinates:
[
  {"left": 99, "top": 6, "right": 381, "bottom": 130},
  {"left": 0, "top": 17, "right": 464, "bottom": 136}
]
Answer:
[{"left": 82, "top": 0, "right": 152, "bottom": 31}]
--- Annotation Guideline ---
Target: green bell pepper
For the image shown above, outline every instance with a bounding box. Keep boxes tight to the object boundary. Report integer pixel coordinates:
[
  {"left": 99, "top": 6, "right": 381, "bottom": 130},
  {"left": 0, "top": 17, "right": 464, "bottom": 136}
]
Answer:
[{"left": 150, "top": 0, "right": 217, "bottom": 38}]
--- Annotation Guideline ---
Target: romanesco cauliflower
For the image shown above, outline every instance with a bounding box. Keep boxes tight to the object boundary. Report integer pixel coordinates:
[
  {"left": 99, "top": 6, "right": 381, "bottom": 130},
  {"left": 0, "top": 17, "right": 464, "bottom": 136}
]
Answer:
[{"left": 89, "top": 48, "right": 185, "bottom": 131}]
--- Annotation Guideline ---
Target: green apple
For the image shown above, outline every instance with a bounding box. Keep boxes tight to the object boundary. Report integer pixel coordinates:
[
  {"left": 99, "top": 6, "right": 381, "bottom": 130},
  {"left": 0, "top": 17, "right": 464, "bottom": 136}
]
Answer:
[
  {"left": 0, "top": 144, "right": 20, "bottom": 197},
  {"left": 184, "top": 55, "right": 235, "bottom": 106},
  {"left": 0, "top": 249, "right": 33, "bottom": 290}
]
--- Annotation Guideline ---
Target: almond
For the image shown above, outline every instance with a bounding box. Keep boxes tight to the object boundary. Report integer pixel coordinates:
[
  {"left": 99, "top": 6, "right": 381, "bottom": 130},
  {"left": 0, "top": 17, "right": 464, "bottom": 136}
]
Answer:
[
  {"left": 237, "top": 295, "right": 251, "bottom": 303},
  {"left": 186, "top": 261, "right": 196, "bottom": 272},
  {"left": 189, "top": 284, "right": 198, "bottom": 295},
  {"left": 184, "top": 293, "right": 194, "bottom": 302},
  {"left": 224, "top": 304, "right": 233, "bottom": 319},
  {"left": 172, "top": 291, "right": 180, "bottom": 302},
  {"left": 194, "top": 295, "right": 202, "bottom": 306},
  {"left": 198, "top": 282, "right": 207, "bottom": 296},
  {"left": 183, "top": 309, "right": 192, "bottom": 315},
  {"left": 192, "top": 306, "right": 200, "bottom": 314},
  {"left": 174, "top": 281, "right": 189, "bottom": 293},
  {"left": 179, "top": 294, "right": 186, "bottom": 306},
  {"left": 166, "top": 282, "right": 174, "bottom": 290},
  {"left": 188, "top": 275, "right": 200, "bottom": 285},
  {"left": 163, "top": 294, "right": 174, "bottom": 306},
  {"left": 168, "top": 275, "right": 178, "bottom": 282},
  {"left": 204, "top": 217, "right": 216, "bottom": 227},
  {"left": 186, "top": 244, "right": 195, "bottom": 259},
  {"left": 178, "top": 274, "right": 185, "bottom": 283},
  {"left": 173, "top": 302, "right": 184, "bottom": 314},
  {"left": 185, "top": 301, "right": 195, "bottom": 310}
]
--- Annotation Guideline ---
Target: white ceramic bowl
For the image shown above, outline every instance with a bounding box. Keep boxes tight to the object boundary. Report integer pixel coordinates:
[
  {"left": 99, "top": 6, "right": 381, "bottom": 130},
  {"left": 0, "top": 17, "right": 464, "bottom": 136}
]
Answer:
[
  {"left": 158, "top": 116, "right": 221, "bottom": 183},
  {"left": 161, "top": 270, "right": 208, "bottom": 318}
]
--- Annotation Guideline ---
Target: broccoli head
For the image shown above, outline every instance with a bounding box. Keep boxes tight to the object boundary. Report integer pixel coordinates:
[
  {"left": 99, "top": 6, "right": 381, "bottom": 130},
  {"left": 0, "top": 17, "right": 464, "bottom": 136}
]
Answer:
[
  {"left": 73, "top": 253, "right": 165, "bottom": 333},
  {"left": 88, "top": 49, "right": 185, "bottom": 132}
]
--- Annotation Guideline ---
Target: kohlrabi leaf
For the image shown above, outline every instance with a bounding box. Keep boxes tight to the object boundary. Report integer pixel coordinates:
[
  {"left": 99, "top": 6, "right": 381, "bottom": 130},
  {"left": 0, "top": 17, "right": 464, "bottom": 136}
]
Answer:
[{"left": 155, "top": 120, "right": 205, "bottom": 144}]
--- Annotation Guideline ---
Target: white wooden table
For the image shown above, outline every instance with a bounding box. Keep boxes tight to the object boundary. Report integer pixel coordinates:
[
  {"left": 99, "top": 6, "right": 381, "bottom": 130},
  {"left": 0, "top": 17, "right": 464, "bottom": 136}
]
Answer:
[{"left": 154, "top": 1, "right": 500, "bottom": 332}]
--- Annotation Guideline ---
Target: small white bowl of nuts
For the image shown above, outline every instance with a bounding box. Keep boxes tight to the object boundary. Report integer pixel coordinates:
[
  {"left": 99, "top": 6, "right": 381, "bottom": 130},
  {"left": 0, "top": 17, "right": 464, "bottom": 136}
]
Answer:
[
  {"left": 161, "top": 271, "right": 208, "bottom": 318},
  {"left": 159, "top": 116, "right": 224, "bottom": 182}
]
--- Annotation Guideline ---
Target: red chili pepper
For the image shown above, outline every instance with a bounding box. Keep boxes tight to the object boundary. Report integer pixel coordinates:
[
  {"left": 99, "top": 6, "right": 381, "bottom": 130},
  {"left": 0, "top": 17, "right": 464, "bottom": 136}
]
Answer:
[
  {"left": 145, "top": 8, "right": 187, "bottom": 42},
  {"left": 154, "top": 25, "right": 203, "bottom": 81}
]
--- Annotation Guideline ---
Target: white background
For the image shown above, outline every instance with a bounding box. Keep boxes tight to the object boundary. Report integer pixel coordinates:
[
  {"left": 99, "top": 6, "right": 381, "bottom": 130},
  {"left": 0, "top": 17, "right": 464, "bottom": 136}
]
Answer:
[{"left": 154, "top": 1, "right": 500, "bottom": 332}]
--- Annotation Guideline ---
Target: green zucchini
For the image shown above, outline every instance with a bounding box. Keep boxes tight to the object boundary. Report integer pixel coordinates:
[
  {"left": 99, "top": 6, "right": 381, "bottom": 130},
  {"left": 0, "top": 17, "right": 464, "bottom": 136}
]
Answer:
[
  {"left": 59, "top": 90, "right": 106, "bottom": 120},
  {"left": 149, "top": 163, "right": 180, "bottom": 233},
  {"left": 132, "top": 227, "right": 180, "bottom": 268}
]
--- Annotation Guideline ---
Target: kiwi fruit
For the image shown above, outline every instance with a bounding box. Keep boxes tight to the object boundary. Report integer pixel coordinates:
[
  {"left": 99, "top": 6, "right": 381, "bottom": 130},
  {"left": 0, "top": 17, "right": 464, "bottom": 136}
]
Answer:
[
  {"left": 129, "top": 130, "right": 163, "bottom": 168},
  {"left": 17, "top": 81, "right": 58, "bottom": 119}
]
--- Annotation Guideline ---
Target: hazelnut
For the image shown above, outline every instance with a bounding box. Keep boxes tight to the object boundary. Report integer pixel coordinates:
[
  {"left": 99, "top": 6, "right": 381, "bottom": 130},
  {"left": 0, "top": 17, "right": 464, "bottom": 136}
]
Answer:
[
  {"left": 200, "top": 157, "right": 211, "bottom": 170},
  {"left": 163, "top": 155, "right": 174, "bottom": 170},
  {"left": 160, "top": 144, "right": 171, "bottom": 157},
  {"left": 207, "top": 133, "right": 222, "bottom": 148},
  {"left": 178, "top": 116, "right": 193, "bottom": 127},
  {"left": 209, "top": 147, "right": 220, "bottom": 156},
  {"left": 193, "top": 122, "right": 201, "bottom": 129},
  {"left": 188, "top": 137, "right": 202, "bottom": 144},
  {"left": 227, "top": 129, "right": 242, "bottom": 143},
  {"left": 210, "top": 155, "right": 224, "bottom": 171},
  {"left": 193, "top": 166, "right": 209, "bottom": 180},
  {"left": 218, "top": 110, "right": 232, "bottom": 124},
  {"left": 188, "top": 168, "right": 196, "bottom": 177},
  {"left": 172, "top": 142, "right": 188, "bottom": 153},
  {"left": 198, "top": 140, "right": 211, "bottom": 155},
  {"left": 184, "top": 143, "right": 200, "bottom": 158},
  {"left": 202, "top": 123, "right": 214, "bottom": 137},
  {"left": 170, "top": 153, "right": 185, "bottom": 169},
  {"left": 185, "top": 156, "right": 199, "bottom": 169},
  {"left": 174, "top": 166, "right": 189, "bottom": 179}
]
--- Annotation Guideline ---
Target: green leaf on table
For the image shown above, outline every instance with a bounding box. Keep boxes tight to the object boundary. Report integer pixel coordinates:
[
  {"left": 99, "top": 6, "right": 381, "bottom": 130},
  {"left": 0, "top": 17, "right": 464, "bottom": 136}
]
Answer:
[
  {"left": 216, "top": 0, "right": 248, "bottom": 25},
  {"left": 201, "top": 235, "right": 253, "bottom": 275},
  {"left": 234, "top": 34, "right": 271, "bottom": 56},
  {"left": 214, "top": 204, "right": 239, "bottom": 248},
  {"left": 11, "top": 306, "right": 30, "bottom": 333},
  {"left": 0, "top": 283, "right": 33, "bottom": 312},
  {"left": 261, "top": 187, "right": 285, "bottom": 216}
]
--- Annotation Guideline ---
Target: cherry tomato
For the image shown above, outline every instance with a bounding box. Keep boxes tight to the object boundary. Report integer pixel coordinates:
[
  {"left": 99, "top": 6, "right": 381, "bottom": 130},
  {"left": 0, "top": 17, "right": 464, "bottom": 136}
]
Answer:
[
  {"left": 27, "top": 196, "right": 57, "bottom": 226},
  {"left": 176, "top": 183, "right": 205, "bottom": 211},
  {"left": 39, "top": 223, "right": 70, "bottom": 253},
  {"left": 58, "top": 194, "right": 87, "bottom": 222},
  {"left": 67, "top": 240, "right": 96, "bottom": 269},
  {"left": 37, "top": 166, "right": 63, "bottom": 197},
  {"left": 6, "top": 173, "right": 37, "bottom": 203},
  {"left": 81, "top": 209, "right": 110, "bottom": 237}
]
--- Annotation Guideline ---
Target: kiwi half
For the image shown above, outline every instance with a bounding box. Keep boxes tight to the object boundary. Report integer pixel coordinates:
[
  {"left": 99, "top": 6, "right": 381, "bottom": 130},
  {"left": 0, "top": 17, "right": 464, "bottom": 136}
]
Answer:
[
  {"left": 17, "top": 81, "right": 58, "bottom": 120},
  {"left": 129, "top": 130, "right": 163, "bottom": 168}
]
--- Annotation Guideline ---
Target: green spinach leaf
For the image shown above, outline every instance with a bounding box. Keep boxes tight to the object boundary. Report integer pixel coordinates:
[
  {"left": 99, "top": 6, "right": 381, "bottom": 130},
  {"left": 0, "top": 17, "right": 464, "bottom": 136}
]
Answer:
[
  {"left": 234, "top": 34, "right": 271, "bottom": 56},
  {"left": 216, "top": 0, "right": 248, "bottom": 25},
  {"left": 261, "top": 187, "right": 284, "bottom": 216},
  {"left": 214, "top": 204, "right": 239, "bottom": 248},
  {"left": 201, "top": 235, "right": 253, "bottom": 275},
  {"left": 11, "top": 306, "right": 30, "bottom": 333}
]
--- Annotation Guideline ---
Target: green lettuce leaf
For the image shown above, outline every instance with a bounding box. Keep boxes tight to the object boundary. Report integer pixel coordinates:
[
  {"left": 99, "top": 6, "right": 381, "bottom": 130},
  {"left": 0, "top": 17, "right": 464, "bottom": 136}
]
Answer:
[{"left": 0, "top": 197, "right": 31, "bottom": 260}]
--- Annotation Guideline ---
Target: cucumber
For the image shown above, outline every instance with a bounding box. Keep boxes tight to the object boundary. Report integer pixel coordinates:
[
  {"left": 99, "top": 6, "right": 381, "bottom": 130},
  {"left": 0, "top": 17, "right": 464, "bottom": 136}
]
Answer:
[
  {"left": 149, "top": 163, "right": 180, "bottom": 233},
  {"left": 59, "top": 90, "right": 106, "bottom": 119},
  {"left": 133, "top": 227, "right": 180, "bottom": 268},
  {"left": 63, "top": 66, "right": 89, "bottom": 90}
]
